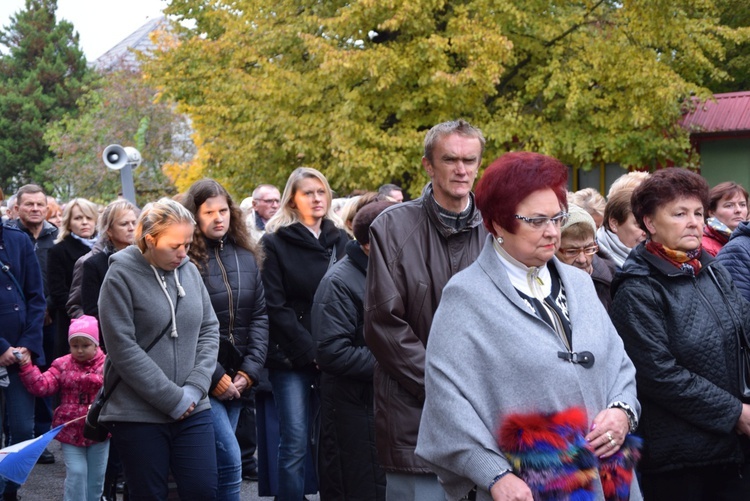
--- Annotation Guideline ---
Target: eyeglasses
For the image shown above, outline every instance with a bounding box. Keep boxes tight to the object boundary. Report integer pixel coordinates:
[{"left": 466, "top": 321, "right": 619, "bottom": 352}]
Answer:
[
  {"left": 558, "top": 245, "right": 599, "bottom": 259},
  {"left": 515, "top": 212, "right": 569, "bottom": 230},
  {"left": 255, "top": 198, "right": 280, "bottom": 205}
]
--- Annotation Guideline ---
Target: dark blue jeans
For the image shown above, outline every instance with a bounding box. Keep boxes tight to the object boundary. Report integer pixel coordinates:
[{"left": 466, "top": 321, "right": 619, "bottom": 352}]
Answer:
[
  {"left": 0, "top": 370, "right": 35, "bottom": 496},
  {"left": 268, "top": 369, "right": 318, "bottom": 501},
  {"left": 108, "top": 409, "right": 217, "bottom": 501}
]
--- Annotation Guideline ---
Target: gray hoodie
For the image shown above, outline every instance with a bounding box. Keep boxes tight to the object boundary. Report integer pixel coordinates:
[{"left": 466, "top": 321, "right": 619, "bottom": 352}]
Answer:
[{"left": 98, "top": 245, "right": 219, "bottom": 423}]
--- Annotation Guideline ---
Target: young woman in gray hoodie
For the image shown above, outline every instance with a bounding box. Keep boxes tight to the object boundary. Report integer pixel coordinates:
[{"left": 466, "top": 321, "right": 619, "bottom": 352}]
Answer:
[{"left": 97, "top": 198, "right": 220, "bottom": 500}]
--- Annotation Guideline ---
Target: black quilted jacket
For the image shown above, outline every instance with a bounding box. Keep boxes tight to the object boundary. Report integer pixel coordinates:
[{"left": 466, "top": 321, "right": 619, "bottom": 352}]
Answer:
[
  {"left": 610, "top": 242, "right": 750, "bottom": 473},
  {"left": 202, "top": 236, "right": 268, "bottom": 389}
]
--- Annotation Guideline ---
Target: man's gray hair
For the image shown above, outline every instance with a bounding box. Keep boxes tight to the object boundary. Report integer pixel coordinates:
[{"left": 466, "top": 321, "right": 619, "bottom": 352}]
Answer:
[
  {"left": 378, "top": 184, "right": 402, "bottom": 197},
  {"left": 423, "top": 119, "right": 485, "bottom": 163},
  {"left": 252, "top": 184, "right": 279, "bottom": 199}
]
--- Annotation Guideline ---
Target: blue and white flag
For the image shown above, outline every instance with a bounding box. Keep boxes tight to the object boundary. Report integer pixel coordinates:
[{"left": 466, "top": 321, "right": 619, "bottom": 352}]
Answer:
[{"left": 0, "top": 424, "right": 64, "bottom": 484}]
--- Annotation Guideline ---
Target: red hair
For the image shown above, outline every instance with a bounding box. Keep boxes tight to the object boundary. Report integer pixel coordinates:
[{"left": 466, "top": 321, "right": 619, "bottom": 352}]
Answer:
[{"left": 475, "top": 152, "right": 568, "bottom": 235}]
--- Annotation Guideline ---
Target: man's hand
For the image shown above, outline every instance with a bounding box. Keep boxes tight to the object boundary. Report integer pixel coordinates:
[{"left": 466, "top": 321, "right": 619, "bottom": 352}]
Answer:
[{"left": 0, "top": 347, "right": 19, "bottom": 367}]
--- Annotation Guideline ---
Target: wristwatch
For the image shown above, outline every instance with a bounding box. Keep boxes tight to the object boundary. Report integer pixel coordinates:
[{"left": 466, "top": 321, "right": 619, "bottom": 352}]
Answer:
[{"left": 609, "top": 401, "right": 638, "bottom": 432}]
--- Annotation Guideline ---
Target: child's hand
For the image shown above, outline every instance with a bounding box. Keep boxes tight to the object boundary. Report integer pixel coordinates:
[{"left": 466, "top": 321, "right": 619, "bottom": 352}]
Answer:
[{"left": 15, "top": 348, "right": 31, "bottom": 367}]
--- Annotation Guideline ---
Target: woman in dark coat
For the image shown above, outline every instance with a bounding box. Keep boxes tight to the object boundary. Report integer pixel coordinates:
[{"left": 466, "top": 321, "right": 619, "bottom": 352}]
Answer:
[
  {"left": 48, "top": 198, "right": 99, "bottom": 359},
  {"left": 312, "top": 200, "right": 391, "bottom": 501},
  {"left": 610, "top": 168, "right": 750, "bottom": 500},
  {"left": 261, "top": 167, "right": 349, "bottom": 501},
  {"left": 81, "top": 200, "right": 138, "bottom": 323},
  {"left": 182, "top": 179, "right": 268, "bottom": 501}
]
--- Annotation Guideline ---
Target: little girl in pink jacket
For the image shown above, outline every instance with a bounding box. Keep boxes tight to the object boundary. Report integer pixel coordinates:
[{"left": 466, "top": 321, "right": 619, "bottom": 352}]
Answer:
[{"left": 19, "top": 315, "right": 107, "bottom": 501}]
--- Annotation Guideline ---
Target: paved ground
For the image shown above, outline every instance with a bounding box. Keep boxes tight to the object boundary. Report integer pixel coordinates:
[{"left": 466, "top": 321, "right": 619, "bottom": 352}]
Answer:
[{"left": 20, "top": 440, "right": 320, "bottom": 500}]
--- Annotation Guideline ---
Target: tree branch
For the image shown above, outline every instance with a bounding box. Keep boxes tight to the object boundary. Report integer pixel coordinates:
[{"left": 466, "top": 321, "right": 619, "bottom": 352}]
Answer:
[{"left": 491, "top": 0, "right": 608, "bottom": 103}]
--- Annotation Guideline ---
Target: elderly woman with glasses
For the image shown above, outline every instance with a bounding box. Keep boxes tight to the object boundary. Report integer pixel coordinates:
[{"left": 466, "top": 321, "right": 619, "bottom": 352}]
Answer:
[
  {"left": 610, "top": 168, "right": 750, "bottom": 500},
  {"left": 556, "top": 204, "right": 617, "bottom": 311},
  {"left": 416, "top": 152, "right": 641, "bottom": 501}
]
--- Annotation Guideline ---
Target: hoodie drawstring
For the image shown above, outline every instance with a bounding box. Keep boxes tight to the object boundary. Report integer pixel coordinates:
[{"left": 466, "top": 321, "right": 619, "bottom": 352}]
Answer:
[{"left": 151, "top": 265, "right": 181, "bottom": 338}]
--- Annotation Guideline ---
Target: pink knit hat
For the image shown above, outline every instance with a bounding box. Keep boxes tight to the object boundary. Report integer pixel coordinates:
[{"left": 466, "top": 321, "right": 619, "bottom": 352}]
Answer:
[{"left": 68, "top": 315, "right": 99, "bottom": 346}]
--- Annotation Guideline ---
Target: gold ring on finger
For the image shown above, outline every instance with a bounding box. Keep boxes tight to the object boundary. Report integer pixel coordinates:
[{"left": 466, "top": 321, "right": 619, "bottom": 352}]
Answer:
[{"left": 609, "top": 439, "right": 617, "bottom": 448}]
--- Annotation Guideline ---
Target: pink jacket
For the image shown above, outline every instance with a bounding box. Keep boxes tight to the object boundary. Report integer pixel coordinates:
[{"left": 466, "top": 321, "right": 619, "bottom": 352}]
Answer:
[{"left": 20, "top": 350, "right": 106, "bottom": 447}]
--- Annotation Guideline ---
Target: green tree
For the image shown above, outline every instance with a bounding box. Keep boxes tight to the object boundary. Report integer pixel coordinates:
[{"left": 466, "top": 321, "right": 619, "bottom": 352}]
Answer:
[
  {"left": 146, "top": 0, "right": 750, "bottom": 197},
  {"left": 707, "top": 0, "right": 750, "bottom": 93},
  {"left": 0, "top": 0, "right": 94, "bottom": 192},
  {"left": 44, "top": 62, "right": 191, "bottom": 204}
]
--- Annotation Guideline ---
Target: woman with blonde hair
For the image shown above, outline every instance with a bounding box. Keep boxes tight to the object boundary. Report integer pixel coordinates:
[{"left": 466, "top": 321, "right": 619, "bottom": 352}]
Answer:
[
  {"left": 261, "top": 167, "right": 349, "bottom": 500},
  {"left": 48, "top": 198, "right": 99, "bottom": 358},
  {"left": 80, "top": 200, "right": 138, "bottom": 331},
  {"left": 569, "top": 188, "right": 606, "bottom": 229},
  {"left": 98, "top": 198, "right": 220, "bottom": 499}
]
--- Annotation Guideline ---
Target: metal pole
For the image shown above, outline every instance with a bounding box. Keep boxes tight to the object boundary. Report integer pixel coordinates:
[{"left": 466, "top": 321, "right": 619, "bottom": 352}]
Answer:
[{"left": 120, "top": 165, "right": 137, "bottom": 206}]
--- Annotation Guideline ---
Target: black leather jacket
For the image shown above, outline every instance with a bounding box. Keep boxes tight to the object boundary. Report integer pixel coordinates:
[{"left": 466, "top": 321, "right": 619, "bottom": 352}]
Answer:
[
  {"left": 610, "top": 243, "right": 750, "bottom": 473},
  {"left": 364, "top": 186, "right": 487, "bottom": 473}
]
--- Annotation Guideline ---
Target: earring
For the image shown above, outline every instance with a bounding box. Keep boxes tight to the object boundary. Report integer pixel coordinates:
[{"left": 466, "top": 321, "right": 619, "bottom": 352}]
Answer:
[{"left": 496, "top": 235, "right": 504, "bottom": 244}]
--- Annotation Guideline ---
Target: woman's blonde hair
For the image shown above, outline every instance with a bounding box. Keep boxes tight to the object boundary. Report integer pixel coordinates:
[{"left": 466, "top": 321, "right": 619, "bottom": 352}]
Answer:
[
  {"left": 56, "top": 198, "right": 99, "bottom": 242},
  {"left": 135, "top": 198, "right": 195, "bottom": 253},
  {"left": 569, "top": 188, "right": 606, "bottom": 221},
  {"left": 265, "top": 167, "right": 343, "bottom": 233},
  {"left": 98, "top": 200, "right": 139, "bottom": 246}
]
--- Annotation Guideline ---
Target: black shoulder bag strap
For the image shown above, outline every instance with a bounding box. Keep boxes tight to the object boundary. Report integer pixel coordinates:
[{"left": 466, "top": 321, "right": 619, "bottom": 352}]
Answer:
[{"left": 99, "top": 319, "right": 174, "bottom": 401}]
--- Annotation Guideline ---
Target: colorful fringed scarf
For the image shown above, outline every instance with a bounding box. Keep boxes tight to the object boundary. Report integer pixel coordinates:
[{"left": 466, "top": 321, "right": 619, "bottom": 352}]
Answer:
[
  {"left": 498, "top": 407, "right": 642, "bottom": 501},
  {"left": 645, "top": 239, "right": 701, "bottom": 276}
]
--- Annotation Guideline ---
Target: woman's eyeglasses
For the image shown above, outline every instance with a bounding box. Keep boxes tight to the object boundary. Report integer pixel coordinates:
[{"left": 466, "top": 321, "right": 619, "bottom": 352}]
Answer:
[
  {"left": 558, "top": 245, "right": 599, "bottom": 258},
  {"left": 515, "top": 212, "right": 569, "bottom": 230}
]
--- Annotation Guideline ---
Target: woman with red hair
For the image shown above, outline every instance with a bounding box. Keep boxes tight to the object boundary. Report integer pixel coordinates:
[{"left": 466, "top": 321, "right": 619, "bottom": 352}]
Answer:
[{"left": 416, "top": 152, "right": 641, "bottom": 501}]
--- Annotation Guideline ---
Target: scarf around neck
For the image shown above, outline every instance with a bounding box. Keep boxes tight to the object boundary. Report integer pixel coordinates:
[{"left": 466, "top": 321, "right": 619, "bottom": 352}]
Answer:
[
  {"left": 596, "top": 226, "right": 631, "bottom": 268},
  {"left": 71, "top": 232, "right": 98, "bottom": 249},
  {"left": 705, "top": 217, "right": 731, "bottom": 242},
  {"left": 645, "top": 239, "right": 702, "bottom": 276}
]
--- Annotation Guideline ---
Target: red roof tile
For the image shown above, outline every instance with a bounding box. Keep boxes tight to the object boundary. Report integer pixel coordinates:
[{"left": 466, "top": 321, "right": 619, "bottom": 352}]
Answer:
[{"left": 680, "top": 91, "right": 750, "bottom": 134}]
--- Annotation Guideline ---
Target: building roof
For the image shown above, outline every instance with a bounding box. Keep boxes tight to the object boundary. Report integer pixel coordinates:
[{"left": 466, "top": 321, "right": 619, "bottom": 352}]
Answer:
[
  {"left": 93, "top": 16, "right": 168, "bottom": 71},
  {"left": 680, "top": 91, "right": 750, "bottom": 135}
]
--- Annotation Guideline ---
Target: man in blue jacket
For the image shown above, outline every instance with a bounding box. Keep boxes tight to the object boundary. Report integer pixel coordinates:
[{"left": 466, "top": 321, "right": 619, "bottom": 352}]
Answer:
[{"left": 0, "top": 223, "right": 46, "bottom": 500}]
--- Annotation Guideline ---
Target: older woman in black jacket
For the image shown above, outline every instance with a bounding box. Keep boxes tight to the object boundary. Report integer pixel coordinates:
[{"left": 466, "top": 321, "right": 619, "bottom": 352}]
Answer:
[
  {"left": 610, "top": 168, "right": 750, "bottom": 500},
  {"left": 182, "top": 179, "right": 268, "bottom": 501},
  {"left": 261, "top": 167, "right": 348, "bottom": 500},
  {"left": 312, "top": 200, "right": 391, "bottom": 501}
]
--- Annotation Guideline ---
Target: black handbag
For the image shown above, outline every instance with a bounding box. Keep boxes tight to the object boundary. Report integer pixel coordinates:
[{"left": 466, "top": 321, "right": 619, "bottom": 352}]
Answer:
[
  {"left": 83, "top": 387, "right": 110, "bottom": 441},
  {"left": 737, "top": 327, "right": 750, "bottom": 399},
  {"left": 84, "top": 320, "right": 173, "bottom": 441},
  {"left": 217, "top": 337, "right": 243, "bottom": 378}
]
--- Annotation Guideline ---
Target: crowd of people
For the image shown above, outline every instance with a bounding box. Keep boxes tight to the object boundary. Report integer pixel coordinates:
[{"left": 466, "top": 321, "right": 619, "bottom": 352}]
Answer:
[{"left": 1, "top": 119, "right": 750, "bottom": 501}]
